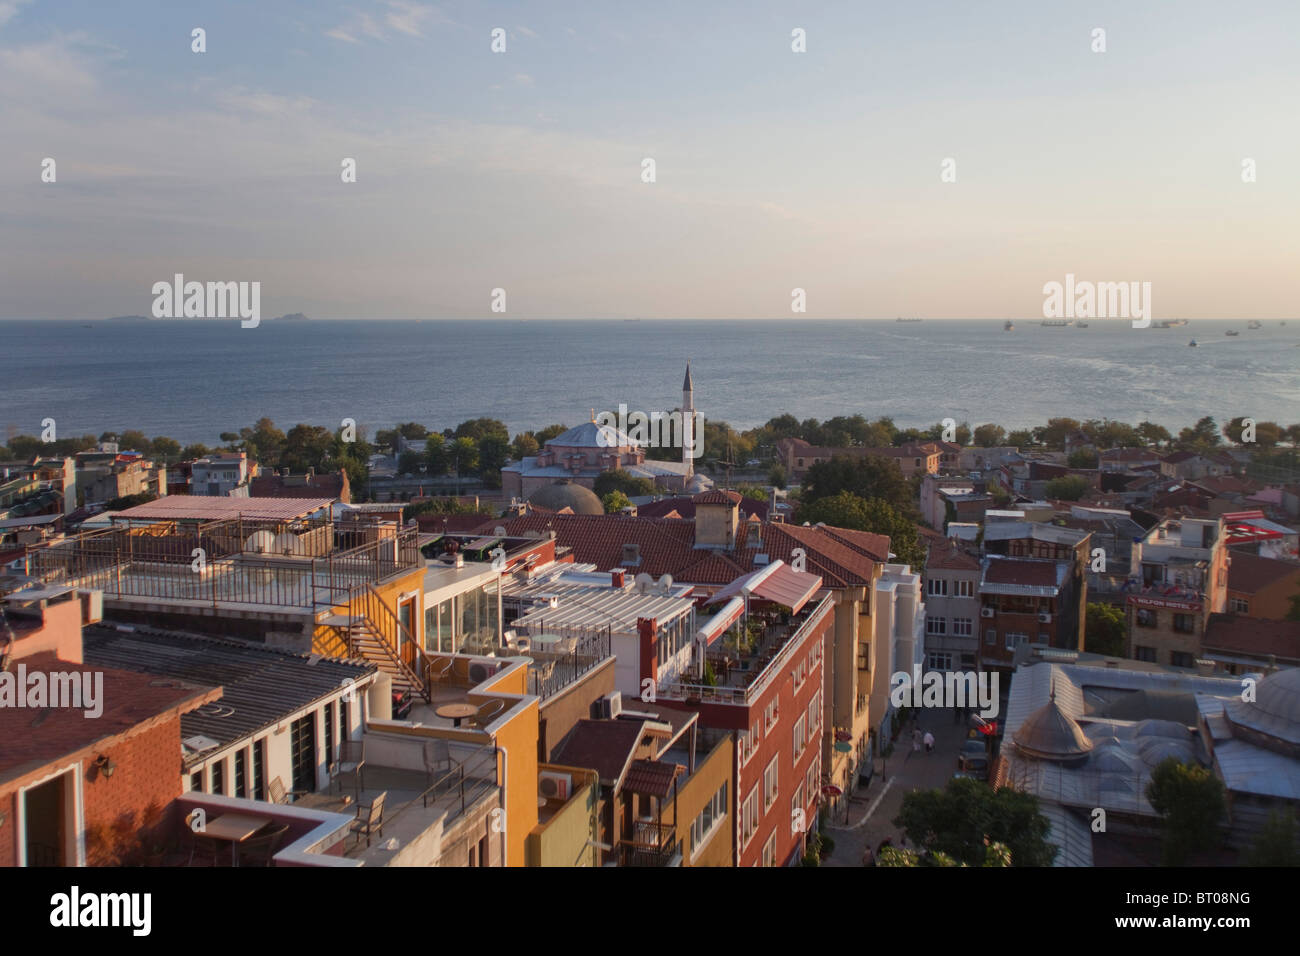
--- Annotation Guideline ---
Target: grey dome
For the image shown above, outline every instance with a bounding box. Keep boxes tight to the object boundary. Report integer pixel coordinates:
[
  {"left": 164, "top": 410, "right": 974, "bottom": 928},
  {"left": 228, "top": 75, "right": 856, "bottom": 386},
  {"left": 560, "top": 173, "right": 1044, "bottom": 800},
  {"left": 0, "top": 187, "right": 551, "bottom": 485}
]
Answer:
[
  {"left": 527, "top": 480, "right": 604, "bottom": 516},
  {"left": 1013, "top": 694, "right": 1095, "bottom": 762},
  {"left": 1223, "top": 667, "right": 1300, "bottom": 748}
]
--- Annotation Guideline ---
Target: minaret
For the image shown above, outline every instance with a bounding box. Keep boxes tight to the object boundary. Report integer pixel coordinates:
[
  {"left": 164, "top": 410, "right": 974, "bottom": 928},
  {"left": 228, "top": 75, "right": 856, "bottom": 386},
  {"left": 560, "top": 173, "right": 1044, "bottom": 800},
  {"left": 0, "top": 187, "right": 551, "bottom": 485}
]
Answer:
[{"left": 682, "top": 362, "right": 694, "bottom": 479}]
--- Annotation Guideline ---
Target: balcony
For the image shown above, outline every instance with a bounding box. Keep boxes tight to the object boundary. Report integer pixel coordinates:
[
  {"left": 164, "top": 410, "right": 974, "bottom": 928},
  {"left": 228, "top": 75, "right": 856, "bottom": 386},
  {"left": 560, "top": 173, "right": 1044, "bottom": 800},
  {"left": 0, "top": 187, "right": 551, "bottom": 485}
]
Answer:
[{"left": 657, "top": 594, "right": 834, "bottom": 707}]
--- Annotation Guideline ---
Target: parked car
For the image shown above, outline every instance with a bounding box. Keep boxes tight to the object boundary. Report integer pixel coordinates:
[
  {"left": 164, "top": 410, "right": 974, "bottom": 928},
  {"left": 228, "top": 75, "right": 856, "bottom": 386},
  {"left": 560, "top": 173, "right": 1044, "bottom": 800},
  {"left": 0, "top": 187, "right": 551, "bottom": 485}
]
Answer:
[
  {"left": 959, "top": 739, "right": 987, "bottom": 760},
  {"left": 956, "top": 754, "right": 989, "bottom": 781}
]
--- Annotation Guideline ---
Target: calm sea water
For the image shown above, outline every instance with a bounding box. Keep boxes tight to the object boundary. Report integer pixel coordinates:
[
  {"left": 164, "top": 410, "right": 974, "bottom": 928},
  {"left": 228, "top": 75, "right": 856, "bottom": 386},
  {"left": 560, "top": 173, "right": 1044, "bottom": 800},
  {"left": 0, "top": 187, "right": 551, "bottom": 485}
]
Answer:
[{"left": 1, "top": 319, "right": 1296, "bottom": 445}]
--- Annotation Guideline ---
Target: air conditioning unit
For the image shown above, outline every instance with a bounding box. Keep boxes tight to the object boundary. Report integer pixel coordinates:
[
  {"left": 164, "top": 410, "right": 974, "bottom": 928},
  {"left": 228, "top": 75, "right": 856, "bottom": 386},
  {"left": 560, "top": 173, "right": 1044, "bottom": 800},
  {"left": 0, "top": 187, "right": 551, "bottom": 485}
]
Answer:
[
  {"left": 539, "top": 771, "right": 572, "bottom": 801},
  {"left": 981, "top": 607, "right": 995, "bottom": 618},
  {"left": 468, "top": 660, "right": 498, "bottom": 684},
  {"left": 1038, "top": 612, "right": 1053, "bottom": 623},
  {"left": 593, "top": 692, "right": 624, "bottom": 720}
]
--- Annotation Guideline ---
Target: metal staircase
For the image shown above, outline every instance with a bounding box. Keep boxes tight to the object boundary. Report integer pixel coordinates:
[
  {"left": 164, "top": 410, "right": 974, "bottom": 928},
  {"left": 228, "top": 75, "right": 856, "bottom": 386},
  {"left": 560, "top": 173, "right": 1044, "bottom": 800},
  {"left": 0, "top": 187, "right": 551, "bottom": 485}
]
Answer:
[{"left": 317, "top": 584, "right": 429, "bottom": 702}]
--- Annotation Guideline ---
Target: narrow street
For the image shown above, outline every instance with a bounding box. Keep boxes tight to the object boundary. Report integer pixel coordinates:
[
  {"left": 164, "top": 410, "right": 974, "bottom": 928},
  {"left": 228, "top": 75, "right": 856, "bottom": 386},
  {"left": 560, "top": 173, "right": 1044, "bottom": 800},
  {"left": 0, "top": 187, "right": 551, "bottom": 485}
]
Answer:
[{"left": 822, "top": 706, "right": 985, "bottom": 867}]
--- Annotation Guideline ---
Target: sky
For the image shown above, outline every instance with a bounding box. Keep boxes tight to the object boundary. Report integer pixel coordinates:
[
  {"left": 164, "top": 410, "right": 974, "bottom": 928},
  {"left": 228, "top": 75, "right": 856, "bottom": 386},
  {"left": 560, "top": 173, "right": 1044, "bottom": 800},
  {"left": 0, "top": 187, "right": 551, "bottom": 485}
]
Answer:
[{"left": 2, "top": 0, "right": 1298, "bottom": 320}]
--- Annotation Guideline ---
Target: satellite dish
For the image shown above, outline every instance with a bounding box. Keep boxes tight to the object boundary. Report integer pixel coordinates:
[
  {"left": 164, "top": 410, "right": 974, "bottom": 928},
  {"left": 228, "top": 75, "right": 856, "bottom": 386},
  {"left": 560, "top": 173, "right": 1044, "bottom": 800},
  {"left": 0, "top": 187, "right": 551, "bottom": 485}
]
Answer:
[
  {"left": 634, "top": 573, "right": 654, "bottom": 593},
  {"left": 272, "top": 532, "right": 299, "bottom": 555},
  {"left": 658, "top": 574, "right": 674, "bottom": 594},
  {"left": 494, "top": 526, "right": 506, "bottom": 535},
  {"left": 245, "top": 530, "right": 276, "bottom": 554}
]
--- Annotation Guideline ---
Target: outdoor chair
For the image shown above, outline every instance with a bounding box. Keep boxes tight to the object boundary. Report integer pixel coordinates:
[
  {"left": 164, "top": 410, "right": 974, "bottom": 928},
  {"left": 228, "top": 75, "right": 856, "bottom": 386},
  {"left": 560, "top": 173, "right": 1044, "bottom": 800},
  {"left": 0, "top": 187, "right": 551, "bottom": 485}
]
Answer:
[
  {"left": 423, "top": 738, "right": 453, "bottom": 779},
  {"left": 350, "top": 791, "right": 386, "bottom": 848},
  {"left": 466, "top": 699, "right": 504, "bottom": 728},
  {"left": 187, "top": 830, "right": 225, "bottom": 867},
  {"left": 239, "top": 823, "right": 291, "bottom": 867},
  {"left": 268, "top": 776, "right": 308, "bottom": 805},
  {"left": 331, "top": 740, "right": 366, "bottom": 798}
]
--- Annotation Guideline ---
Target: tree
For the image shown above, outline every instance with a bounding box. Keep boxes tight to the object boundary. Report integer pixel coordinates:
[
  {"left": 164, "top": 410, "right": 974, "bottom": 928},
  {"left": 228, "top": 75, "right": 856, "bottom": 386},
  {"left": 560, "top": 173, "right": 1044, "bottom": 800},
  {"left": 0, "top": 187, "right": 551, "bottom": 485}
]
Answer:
[
  {"left": 454, "top": 418, "right": 509, "bottom": 444},
  {"left": 1136, "top": 420, "right": 1172, "bottom": 447},
  {"left": 878, "top": 840, "right": 1011, "bottom": 867},
  {"left": 1033, "top": 418, "right": 1081, "bottom": 449},
  {"left": 117, "top": 430, "right": 150, "bottom": 452},
  {"left": 180, "top": 443, "right": 211, "bottom": 460},
  {"left": 1067, "top": 449, "right": 1099, "bottom": 469},
  {"left": 593, "top": 469, "right": 657, "bottom": 498},
  {"left": 534, "top": 424, "right": 568, "bottom": 445},
  {"left": 511, "top": 433, "right": 540, "bottom": 460},
  {"left": 281, "top": 424, "right": 334, "bottom": 472},
  {"left": 893, "top": 776, "right": 1057, "bottom": 867},
  {"left": 448, "top": 437, "right": 478, "bottom": 489},
  {"left": 1246, "top": 811, "right": 1300, "bottom": 867},
  {"left": 733, "top": 484, "right": 769, "bottom": 502},
  {"left": 972, "top": 424, "right": 1006, "bottom": 448},
  {"left": 769, "top": 464, "right": 787, "bottom": 490},
  {"left": 1146, "top": 757, "right": 1226, "bottom": 865},
  {"left": 403, "top": 498, "right": 491, "bottom": 521},
  {"left": 238, "top": 418, "right": 286, "bottom": 465},
  {"left": 602, "top": 491, "right": 632, "bottom": 513},
  {"left": 149, "top": 436, "right": 181, "bottom": 462},
  {"left": 398, "top": 450, "right": 424, "bottom": 475},
  {"left": 801, "top": 454, "right": 914, "bottom": 516},
  {"left": 477, "top": 434, "right": 510, "bottom": 488},
  {"left": 1045, "top": 475, "right": 1090, "bottom": 501},
  {"left": 1085, "top": 602, "right": 1126, "bottom": 656},
  {"left": 1006, "top": 429, "right": 1034, "bottom": 448},
  {"left": 1177, "top": 416, "right": 1220, "bottom": 450},
  {"left": 796, "top": 492, "right": 924, "bottom": 569},
  {"left": 425, "top": 434, "right": 449, "bottom": 477}
]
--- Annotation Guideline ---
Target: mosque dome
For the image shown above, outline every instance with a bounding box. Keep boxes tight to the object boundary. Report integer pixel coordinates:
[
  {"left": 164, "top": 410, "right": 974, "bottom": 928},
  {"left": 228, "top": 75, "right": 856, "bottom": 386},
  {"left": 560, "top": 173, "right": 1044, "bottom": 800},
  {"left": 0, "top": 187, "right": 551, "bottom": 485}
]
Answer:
[
  {"left": 1013, "top": 691, "right": 1095, "bottom": 763},
  {"left": 1223, "top": 667, "right": 1300, "bottom": 751},
  {"left": 527, "top": 480, "right": 604, "bottom": 516}
]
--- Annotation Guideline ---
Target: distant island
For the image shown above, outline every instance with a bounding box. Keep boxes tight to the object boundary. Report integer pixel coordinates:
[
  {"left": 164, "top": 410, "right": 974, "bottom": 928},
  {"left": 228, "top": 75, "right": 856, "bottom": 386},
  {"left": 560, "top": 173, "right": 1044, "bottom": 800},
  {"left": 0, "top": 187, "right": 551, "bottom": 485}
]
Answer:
[
  {"left": 273, "top": 313, "right": 309, "bottom": 322},
  {"left": 105, "top": 315, "right": 151, "bottom": 322}
]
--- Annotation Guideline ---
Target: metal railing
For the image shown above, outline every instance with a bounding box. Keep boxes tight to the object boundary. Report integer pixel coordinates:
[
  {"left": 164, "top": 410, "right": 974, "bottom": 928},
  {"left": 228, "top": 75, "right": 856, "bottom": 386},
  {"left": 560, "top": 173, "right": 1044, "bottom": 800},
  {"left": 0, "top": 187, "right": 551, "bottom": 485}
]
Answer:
[
  {"left": 515, "top": 623, "right": 612, "bottom": 700},
  {"left": 369, "top": 745, "right": 499, "bottom": 841}
]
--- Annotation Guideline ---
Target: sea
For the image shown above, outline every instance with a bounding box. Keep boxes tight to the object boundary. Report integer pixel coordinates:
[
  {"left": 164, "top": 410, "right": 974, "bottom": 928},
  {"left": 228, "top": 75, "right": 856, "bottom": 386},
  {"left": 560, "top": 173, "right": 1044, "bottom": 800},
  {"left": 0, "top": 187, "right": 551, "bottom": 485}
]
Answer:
[{"left": 1, "top": 319, "right": 1296, "bottom": 446}]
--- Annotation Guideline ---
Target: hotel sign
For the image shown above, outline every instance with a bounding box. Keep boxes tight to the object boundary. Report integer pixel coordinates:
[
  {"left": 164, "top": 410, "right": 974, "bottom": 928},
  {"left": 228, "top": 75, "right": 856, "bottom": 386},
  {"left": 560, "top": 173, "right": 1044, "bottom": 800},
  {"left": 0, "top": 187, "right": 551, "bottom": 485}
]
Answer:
[{"left": 1127, "top": 594, "right": 1201, "bottom": 612}]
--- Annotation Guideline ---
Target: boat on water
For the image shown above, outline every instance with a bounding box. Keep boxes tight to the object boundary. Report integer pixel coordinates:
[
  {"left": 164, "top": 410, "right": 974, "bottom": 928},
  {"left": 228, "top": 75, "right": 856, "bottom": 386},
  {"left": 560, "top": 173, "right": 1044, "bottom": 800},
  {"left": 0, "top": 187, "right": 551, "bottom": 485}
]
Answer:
[
  {"left": 1247, "top": 320, "right": 1263, "bottom": 329},
  {"left": 1040, "top": 320, "right": 1073, "bottom": 327},
  {"left": 1076, "top": 321, "right": 1089, "bottom": 328},
  {"left": 1225, "top": 330, "right": 1240, "bottom": 336},
  {"left": 1004, "top": 321, "right": 1015, "bottom": 331},
  {"left": 896, "top": 317, "right": 922, "bottom": 322},
  {"left": 1188, "top": 339, "right": 1198, "bottom": 347},
  {"left": 1155, "top": 319, "right": 1189, "bottom": 328}
]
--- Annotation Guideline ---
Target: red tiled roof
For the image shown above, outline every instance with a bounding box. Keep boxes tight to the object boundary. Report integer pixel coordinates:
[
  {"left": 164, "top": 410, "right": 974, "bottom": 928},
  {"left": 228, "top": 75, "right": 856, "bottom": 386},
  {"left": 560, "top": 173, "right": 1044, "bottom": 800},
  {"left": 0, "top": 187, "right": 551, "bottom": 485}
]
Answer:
[
  {"left": 984, "top": 559, "right": 1059, "bottom": 588},
  {"left": 494, "top": 512, "right": 882, "bottom": 588},
  {"left": 249, "top": 470, "right": 347, "bottom": 501},
  {"left": 692, "top": 490, "right": 743, "bottom": 506},
  {"left": 0, "top": 652, "right": 217, "bottom": 781},
  {"left": 637, "top": 495, "right": 769, "bottom": 520},
  {"left": 1203, "top": 614, "right": 1300, "bottom": 661},
  {"left": 926, "top": 540, "right": 981, "bottom": 572},
  {"left": 551, "top": 719, "right": 647, "bottom": 786},
  {"left": 1227, "top": 553, "right": 1300, "bottom": 595},
  {"left": 623, "top": 759, "right": 684, "bottom": 798}
]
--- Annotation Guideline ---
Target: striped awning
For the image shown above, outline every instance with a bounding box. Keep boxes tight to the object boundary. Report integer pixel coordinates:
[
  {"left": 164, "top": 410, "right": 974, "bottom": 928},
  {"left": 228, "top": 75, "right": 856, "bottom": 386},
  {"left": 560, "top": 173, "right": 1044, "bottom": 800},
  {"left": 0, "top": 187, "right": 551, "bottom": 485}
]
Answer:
[{"left": 705, "top": 560, "right": 822, "bottom": 614}]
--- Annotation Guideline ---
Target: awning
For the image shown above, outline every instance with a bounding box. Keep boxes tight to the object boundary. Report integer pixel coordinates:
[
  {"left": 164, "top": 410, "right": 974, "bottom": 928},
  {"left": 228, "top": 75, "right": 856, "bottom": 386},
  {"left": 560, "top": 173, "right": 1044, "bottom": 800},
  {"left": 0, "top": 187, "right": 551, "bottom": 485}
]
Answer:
[
  {"left": 705, "top": 560, "right": 822, "bottom": 614},
  {"left": 696, "top": 597, "right": 745, "bottom": 646}
]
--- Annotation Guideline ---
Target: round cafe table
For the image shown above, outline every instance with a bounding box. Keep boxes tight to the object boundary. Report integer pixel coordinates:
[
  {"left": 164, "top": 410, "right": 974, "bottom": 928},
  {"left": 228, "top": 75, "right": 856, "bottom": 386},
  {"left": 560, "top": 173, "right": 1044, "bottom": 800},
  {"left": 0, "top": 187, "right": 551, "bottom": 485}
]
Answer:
[{"left": 436, "top": 703, "right": 478, "bottom": 727}]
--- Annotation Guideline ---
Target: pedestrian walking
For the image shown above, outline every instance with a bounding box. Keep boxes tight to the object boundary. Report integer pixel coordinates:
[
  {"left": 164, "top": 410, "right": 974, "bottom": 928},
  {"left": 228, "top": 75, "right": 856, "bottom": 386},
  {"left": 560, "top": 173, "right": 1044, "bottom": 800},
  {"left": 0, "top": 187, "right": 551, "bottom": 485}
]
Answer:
[
  {"left": 912, "top": 728, "right": 922, "bottom": 756},
  {"left": 923, "top": 731, "right": 935, "bottom": 755}
]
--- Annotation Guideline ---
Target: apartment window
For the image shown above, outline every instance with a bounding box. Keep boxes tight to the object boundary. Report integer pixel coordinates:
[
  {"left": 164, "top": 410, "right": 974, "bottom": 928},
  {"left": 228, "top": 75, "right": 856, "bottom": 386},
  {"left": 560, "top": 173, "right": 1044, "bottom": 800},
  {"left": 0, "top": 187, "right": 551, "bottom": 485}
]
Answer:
[
  {"left": 793, "top": 659, "right": 806, "bottom": 691},
  {"left": 741, "top": 720, "right": 761, "bottom": 765},
  {"left": 691, "top": 781, "right": 728, "bottom": 857},
  {"left": 791, "top": 783, "right": 805, "bottom": 834},
  {"left": 189, "top": 770, "right": 203, "bottom": 793},
  {"left": 953, "top": 617, "right": 972, "bottom": 637},
  {"left": 927, "top": 578, "right": 948, "bottom": 596},
  {"left": 764, "top": 699, "right": 780, "bottom": 733},
  {"left": 985, "top": 629, "right": 997, "bottom": 646},
  {"left": 956, "top": 580, "right": 974, "bottom": 597},
  {"left": 926, "top": 616, "right": 947, "bottom": 636},
  {"left": 764, "top": 756, "right": 779, "bottom": 811},
  {"left": 210, "top": 759, "right": 225, "bottom": 796},
  {"left": 742, "top": 786, "right": 760, "bottom": 847},
  {"left": 1171, "top": 652, "right": 1194, "bottom": 668},
  {"left": 1173, "top": 613, "right": 1196, "bottom": 634},
  {"left": 252, "top": 738, "right": 266, "bottom": 801},
  {"left": 807, "top": 690, "right": 820, "bottom": 734},
  {"left": 793, "top": 714, "right": 807, "bottom": 761},
  {"left": 1135, "top": 645, "right": 1158, "bottom": 663},
  {"left": 805, "top": 754, "right": 821, "bottom": 798},
  {"left": 762, "top": 830, "right": 778, "bottom": 867},
  {"left": 1005, "top": 632, "right": 1028, "bottom": 651},
  {"left": 928, "top": 652, "right": 953, "bottom": 671},
  {"left": 1229, "top": 597, "right": 1249, "bottom": 614},
  {"left": 234, "top": 749, "right": 247, "bottom": 799},
  {"left": 324, "top": 701, "right": 335, "bottom": 771},
  {"left": 1136, "top": 608, "right": 1158, "bottom": 629}
]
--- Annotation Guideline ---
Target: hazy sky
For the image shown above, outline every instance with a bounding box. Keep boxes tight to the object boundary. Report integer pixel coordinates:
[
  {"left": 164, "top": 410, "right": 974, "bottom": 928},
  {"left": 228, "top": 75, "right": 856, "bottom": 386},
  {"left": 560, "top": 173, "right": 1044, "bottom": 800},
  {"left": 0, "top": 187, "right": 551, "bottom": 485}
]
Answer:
[{"left": 2, "top": 0, "right": 1298, "bottom": 319}]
